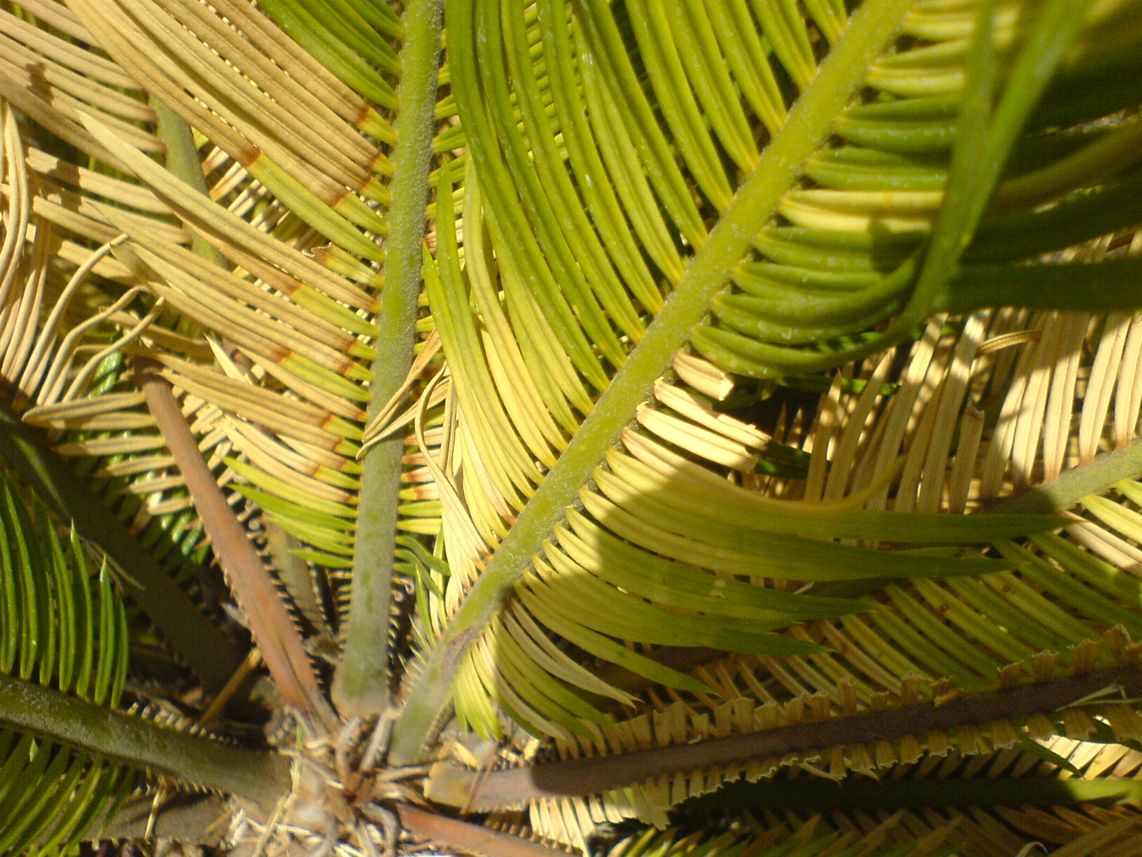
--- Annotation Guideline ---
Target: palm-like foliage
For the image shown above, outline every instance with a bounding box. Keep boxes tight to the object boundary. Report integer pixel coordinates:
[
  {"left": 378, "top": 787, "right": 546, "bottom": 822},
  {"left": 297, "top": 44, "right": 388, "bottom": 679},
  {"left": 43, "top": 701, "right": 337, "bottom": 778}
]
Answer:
[
  {"left": 0, "top": 474, "right": 132, "bottom": 857},
  {"left": 1, "top": 0, "right": 1141, "bottom": 855}
]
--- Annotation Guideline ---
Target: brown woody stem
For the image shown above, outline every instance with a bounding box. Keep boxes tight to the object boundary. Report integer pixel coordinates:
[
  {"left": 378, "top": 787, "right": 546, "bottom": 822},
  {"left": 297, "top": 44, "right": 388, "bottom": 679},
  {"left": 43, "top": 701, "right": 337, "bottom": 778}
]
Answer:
[
  {"left": 135, "top": 360, "right": 333, "bottom": 727},
  {"left": 427, "top": 663, "right": 1142, "bottom": 811},
  {"left": 395, "top": 804, "right": 570, "bottom": 857}
]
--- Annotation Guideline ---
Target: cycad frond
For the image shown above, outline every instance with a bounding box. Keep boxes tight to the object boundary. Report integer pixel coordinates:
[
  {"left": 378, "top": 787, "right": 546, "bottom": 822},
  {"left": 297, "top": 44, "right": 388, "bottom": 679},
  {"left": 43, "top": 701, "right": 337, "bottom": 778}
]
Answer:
[
  {"left": 425, "top": 419, "right": 1142, "bottom": 844},
  {"left": 2, "top": 1, "right": 1141, "bottom": 855},
  {"left": 597, "top": 813, "right": 959, "bottom": 857},
  {"left": 598, "top": 805, "right": 1142, "bottom": 857},
  {"left": 0, "top": 470, "right": 132, "bottom": 857},
  {"left": 393, "top": 0, "right": 1142, "bottom": 762},
  {"left": 0, "top": 465, "right": 290, "bottom": 850}
]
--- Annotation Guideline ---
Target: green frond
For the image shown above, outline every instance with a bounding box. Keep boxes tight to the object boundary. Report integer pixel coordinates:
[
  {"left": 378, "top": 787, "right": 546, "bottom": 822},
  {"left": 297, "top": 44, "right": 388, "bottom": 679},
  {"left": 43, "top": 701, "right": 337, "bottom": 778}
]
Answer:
[
  {"left": 0, "top": 469, "right": 132, "bottom": 856},
  {"left": 67, "top": 0, "right": 390, "bottom": 256},
  {"left": 691, "top": 0, "right": 1142, "bottom": 378},
  {"left": 659, "top": 738, "right": 1142, "bottom": 856},
  {"left": 3, "top": 0, "right": 413, "bottom": 711},
  {"left": 394, "top": 0, "right": 1142, "bottom": 759},
  {"left": 422, "top": 461, "right": 1142, "bottom": 843},
  {"left": 599, "top": 804, "right": 1142, "bottom": 857},
  {"left": 4, "top": 2, "right": 455, "bottom": 687},
  {"left": 3, "top": 1, "right": 1141, "bottom": 854},
  {"left": 0, "top": 467, "right": 290, "bottom": 851},
  {"left": 0, "top": 474, "right": 128, "bottom": 708},
  {"left": 0, "top": 393, "right": 245, "bottom": 691},
  {"left": 383, "top": 3, "right": 1142, "bottom": 851},
  {"left": 427, "top": 634, "right": 1142, "bottom": 849},
  {"left": 0, "top": 8, "right": 273, "bottom": 686}
]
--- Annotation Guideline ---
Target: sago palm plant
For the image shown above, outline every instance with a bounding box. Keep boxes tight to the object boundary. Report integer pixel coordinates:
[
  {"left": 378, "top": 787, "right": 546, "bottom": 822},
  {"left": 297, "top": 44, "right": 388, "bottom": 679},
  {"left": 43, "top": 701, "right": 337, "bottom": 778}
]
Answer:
[{"left": 2, "top": 0, "right": 1142, "bottom": 854}]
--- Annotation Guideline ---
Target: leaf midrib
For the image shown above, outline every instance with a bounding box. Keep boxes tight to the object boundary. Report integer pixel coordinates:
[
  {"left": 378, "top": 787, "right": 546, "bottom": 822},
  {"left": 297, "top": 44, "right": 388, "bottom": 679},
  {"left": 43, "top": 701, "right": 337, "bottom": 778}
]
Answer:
[
  {"left": 0, "top": 673, "right": 290, "bottom": 811},
  {"left": 388, "top": 0, "right": 916, "bottom": 764},
  {"left": 333, "top": 0, "right": 445, "bottom": 719},
  {"left": 425, "top": 662, "right": 1142, "bottom": 809}
]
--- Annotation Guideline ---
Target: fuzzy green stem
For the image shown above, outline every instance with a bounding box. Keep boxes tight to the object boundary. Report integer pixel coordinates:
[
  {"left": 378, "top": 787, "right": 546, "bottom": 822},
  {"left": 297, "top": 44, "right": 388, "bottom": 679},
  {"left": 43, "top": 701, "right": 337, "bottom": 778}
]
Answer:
[
  {"left": 388, "top": 0, "right": 915, "bottom": 764},
  {"left": 152, "top": 99, "right": 227, "bottom": 341},
  {"left": 0, "top": 674, "right": 290, "bottom": 811},
  {"left": 996, "top": 439, "right": 1142, "bottom": 514},
  {"left": 0, "top": 401, "right": 243, "bottom": 692},
  {"left": 333, "top": 0, "right": 444, "bottom": 718}
]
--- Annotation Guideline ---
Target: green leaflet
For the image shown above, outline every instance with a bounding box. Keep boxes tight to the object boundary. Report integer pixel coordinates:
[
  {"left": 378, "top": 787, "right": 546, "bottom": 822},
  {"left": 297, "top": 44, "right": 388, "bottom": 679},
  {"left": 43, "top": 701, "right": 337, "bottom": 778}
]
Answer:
[
  {"left": 0, "top": 472, "right": 289, "bottom": 850},
  {"left": 0, "top": 473, "right": 131, "bottom": 855},
  {"left": 4, "top": 0, "right": 1142, "bottom": 851},
  {"left": 395, "top": 0, "right": 1140, "bottom": 761},
  {"left": 391, "top": 0, "right": 923, "bottom": 762}
]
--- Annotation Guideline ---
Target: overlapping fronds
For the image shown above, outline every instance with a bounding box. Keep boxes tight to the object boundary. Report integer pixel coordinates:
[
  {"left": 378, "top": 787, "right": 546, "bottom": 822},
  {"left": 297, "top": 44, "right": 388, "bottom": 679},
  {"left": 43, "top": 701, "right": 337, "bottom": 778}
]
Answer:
[
  {"left": 691, "top": 1, "right": 1142, "bottom": 377},
  {"left": 67, "top": 0, "right": 392, "bottom": 254},
  {"left": 652, "top": 731, "right": 1142, "bottom": 856},
  {"left": 424, "top": 631, "right": 1142, "bottom": 849},
  {"left": 802, "top": 306, "right": 1142, "bottom": 512},
  {"left": 51, "top": 3, "right": 457, "bottom": 658},
  {"left": 597, "top": 807, "right": 1142, "bottom": 857},
  {"left": 0, "top": 466, "right": 290, "bottom": 849},
  {"left": 466, "top": 315, "right": 1142, "bottom": 840},
  {"left": 0, "top": 0, "right": 450, "bottom": 678},
  {"left": 3, "top": 0, "right": 1141, "bottom": 855},
  {"left": 423, "top": 290, "right": 1142, "bottom": 844},
  {"left": 599, "top": 812, "right": 959, "bottom": 857},
  {"left": 426, "top": 174, "right": 1031, "bottom": 741},
  {"left": 393, "top": 0, "right": 1142, "bottom": 763},
  {"left": 0, "top": 3, "right": 273, "bottom": 686}
]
